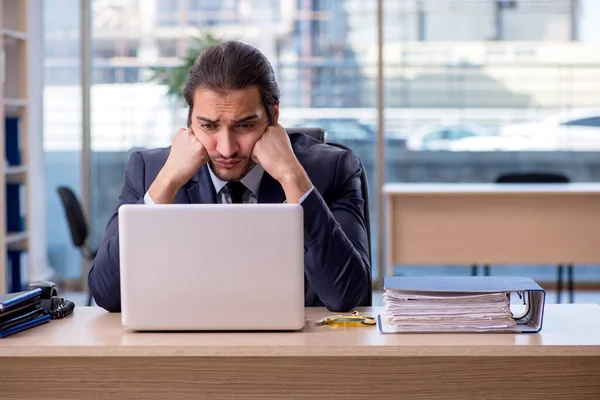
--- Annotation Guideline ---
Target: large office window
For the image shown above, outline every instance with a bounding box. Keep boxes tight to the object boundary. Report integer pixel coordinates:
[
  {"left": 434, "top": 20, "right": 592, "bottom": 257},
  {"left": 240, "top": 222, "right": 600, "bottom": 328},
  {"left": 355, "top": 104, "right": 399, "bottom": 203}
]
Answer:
[
  {"left": 383, "top": 0, "right": 600, "bottom": 283},
  {"left": 42, "top": 0, "right": 600, "bottom": 289},
  {"left": 87, "top": 0, "right": 378, "bottom": 278}
]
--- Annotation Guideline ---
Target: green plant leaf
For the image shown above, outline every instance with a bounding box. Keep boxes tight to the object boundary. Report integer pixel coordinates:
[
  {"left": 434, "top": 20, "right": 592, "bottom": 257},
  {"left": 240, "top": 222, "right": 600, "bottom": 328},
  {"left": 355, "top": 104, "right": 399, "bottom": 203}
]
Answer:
[{"left": 148, "top": 30, "right": 224, "bottom": 105}]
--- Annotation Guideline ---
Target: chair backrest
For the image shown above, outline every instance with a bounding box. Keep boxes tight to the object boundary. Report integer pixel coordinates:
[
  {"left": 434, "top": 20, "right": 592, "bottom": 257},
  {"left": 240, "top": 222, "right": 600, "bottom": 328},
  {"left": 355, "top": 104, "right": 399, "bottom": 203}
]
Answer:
[
  {"left": 291, "top": 127, "right": 372, "bottom": 306},
  {"left": 496, "top": 172, "right": 570, "bottom": 184},
  {"left": 57, "top": 186, "right": 88, "bottom": 248},
  {"left": 289, "top": 127, "right": 327, "bottom": 143}
]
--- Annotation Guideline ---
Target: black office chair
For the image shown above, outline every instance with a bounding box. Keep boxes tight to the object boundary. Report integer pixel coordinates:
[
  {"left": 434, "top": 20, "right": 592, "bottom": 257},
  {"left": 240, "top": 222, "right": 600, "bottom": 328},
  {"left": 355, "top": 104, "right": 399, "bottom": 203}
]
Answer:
[
  {"left": 57, "top": 186, "right": 97, "bottom": 306},
  {"left": 293, "top": 127, "right": 328, "bottom": 143},
  {"left": 495, "top": 171, "right": 573, "bottom": 303},
  {"left": 291, "top": 127, "right": 372, "bottom": 307},
  {"left": 496, "top": 172, "right": 569, "bottom": 184}
]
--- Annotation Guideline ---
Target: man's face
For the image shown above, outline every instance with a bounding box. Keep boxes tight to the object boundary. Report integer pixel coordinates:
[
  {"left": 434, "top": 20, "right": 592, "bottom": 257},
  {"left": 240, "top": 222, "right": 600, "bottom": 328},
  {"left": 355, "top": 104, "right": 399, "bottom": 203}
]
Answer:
[{"left": 190, "top": 86, "right": 277, "bottom": 181}]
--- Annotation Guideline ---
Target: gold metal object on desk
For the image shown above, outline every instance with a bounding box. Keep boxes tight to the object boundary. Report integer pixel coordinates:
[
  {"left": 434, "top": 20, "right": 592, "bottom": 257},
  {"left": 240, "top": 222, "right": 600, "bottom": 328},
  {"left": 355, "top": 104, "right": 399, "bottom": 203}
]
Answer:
[{"left": 314, "top": 311, "right": 376, "bottom": 327}]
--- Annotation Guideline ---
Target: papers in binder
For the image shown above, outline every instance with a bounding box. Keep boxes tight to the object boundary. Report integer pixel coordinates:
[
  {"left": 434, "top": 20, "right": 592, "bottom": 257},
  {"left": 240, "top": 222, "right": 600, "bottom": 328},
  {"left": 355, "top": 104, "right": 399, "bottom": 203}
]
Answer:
[
  {"left": 379, "top": 277, "right": 546, "bottom": 334},
  {"left": 383, "top": 291, "right": 516, "bottom": 333}
]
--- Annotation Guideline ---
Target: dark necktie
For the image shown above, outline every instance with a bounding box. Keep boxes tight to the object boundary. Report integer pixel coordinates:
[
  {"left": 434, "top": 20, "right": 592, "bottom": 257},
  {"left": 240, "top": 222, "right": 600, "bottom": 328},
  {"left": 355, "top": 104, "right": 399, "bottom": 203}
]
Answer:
[{"left": 227, "top": 181, "right": 247, "bottom": 204}]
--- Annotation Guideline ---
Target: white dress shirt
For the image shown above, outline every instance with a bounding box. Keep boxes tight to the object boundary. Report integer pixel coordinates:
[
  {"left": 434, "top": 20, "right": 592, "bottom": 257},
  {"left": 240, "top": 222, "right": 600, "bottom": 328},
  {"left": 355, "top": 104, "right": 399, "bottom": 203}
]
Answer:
[{"left": 144, "top": 164, "right": 313, "bottom": 204}]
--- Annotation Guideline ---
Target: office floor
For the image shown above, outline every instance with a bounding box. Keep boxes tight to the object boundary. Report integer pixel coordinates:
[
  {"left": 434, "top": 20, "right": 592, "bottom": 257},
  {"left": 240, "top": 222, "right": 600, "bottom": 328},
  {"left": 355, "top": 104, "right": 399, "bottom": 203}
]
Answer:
[{"left": 65, "top": 290, "right": 600, "bottom": 308}]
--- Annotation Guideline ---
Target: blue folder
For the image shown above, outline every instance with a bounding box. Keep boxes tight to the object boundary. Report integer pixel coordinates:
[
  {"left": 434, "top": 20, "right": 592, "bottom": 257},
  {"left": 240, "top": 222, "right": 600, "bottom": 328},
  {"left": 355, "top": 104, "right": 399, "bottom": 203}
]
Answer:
[
  {"left": 380, "top": 276, "right": 546, "bottom": 333},
  {"left": 0, "top": 288, "right": 42, "bottom": 315},
  {"left": 0, "top": 314, "right": 51, "bottom": 338}
]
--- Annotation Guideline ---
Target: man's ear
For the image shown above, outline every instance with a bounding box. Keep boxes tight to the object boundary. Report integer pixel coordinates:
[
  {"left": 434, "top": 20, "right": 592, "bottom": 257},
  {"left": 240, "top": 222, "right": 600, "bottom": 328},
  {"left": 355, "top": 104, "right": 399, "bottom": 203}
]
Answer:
[{"left": 271, "top": 101, "right": 280, "bottom": 125}]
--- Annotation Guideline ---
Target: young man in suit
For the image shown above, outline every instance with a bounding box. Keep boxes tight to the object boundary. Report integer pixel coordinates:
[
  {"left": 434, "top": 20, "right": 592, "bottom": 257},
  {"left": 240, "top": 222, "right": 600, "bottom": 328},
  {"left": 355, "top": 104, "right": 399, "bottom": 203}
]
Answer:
[{"left": 89, "top": 41, "right": 371, "bottom": 312}]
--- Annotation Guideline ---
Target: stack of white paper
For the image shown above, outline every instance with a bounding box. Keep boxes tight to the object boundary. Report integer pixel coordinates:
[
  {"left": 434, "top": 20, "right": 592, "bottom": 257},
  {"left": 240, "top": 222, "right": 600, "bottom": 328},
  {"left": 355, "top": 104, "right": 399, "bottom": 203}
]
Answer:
[{"left": 383, "top": 290, "right": 517, "bottom": 333}]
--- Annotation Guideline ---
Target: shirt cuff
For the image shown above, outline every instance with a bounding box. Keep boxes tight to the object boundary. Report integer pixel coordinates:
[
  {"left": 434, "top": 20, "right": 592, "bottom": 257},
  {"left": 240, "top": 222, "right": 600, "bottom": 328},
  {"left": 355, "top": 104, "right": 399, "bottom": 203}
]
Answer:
[
  {"left": 143, "top": 191, "right": 155, "bottom": 204},
  {"left": 299, "top": 186, "right": 314, "bottom": 204}
]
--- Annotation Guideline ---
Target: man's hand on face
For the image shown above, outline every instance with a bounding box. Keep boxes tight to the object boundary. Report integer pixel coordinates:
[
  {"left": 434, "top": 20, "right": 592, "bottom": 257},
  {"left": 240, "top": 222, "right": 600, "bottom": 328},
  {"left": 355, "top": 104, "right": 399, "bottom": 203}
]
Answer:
[
  {"left": 149, "top": 128, "right": 209, "bottom": 204},
  {"left": 251, "top": 123, "right": 312, "bottom": 204}
]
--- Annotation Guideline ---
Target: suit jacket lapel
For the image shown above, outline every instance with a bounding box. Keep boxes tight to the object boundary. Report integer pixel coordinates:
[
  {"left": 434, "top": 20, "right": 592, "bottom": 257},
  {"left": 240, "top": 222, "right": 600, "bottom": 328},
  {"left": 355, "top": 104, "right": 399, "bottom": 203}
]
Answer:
[
  {"left": 185, "top": 164, "right": 217, "bottom": 204},
  {"left": 258, "top": 172, "right": 286, "bottom": 204}
]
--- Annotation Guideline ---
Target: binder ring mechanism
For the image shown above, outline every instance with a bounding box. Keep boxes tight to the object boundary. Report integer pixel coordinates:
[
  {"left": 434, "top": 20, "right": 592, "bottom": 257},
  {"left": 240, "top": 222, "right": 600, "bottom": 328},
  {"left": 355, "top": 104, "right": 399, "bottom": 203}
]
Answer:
[
  {"left": 511, "top": 291, "right": 533, "bottom": 323},
  {"left": 314, "top": 311, "right": 376, "bottom": 327}
]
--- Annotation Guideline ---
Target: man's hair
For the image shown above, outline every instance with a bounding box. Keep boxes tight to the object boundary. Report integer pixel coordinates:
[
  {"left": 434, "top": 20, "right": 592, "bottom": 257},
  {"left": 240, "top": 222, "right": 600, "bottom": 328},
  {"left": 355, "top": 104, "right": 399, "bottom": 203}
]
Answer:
[{"left": 183, "top": 40, "right": 281, "bottom": 127}]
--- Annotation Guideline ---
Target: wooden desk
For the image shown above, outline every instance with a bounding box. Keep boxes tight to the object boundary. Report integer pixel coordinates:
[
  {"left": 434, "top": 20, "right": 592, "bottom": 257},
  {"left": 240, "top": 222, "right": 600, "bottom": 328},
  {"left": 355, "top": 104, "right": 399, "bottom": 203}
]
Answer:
[
  {"left": 1, "top": 305, "right": 600, "bottom": 399},
  {"left": 384, "top": 183, "right": 600, "bottom": 276}
]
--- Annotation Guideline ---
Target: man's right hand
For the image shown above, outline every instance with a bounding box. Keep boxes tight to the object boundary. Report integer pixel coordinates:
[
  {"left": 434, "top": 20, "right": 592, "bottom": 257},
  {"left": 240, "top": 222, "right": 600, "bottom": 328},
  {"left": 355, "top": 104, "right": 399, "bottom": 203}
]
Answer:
[{"left": 148, "top": 128, "right": 209, "bottom": 204}]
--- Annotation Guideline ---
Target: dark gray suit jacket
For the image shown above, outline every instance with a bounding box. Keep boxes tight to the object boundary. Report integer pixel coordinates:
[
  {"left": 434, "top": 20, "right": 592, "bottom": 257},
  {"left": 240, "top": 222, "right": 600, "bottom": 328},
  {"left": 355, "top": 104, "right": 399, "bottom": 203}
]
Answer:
[{"left": 88, "top": 132, "right": 371, "bottom": 312}]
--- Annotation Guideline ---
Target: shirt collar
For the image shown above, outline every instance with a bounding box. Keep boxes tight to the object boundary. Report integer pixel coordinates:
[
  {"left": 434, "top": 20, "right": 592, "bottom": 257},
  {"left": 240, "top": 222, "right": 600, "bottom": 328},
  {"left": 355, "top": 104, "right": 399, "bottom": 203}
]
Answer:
[{"left": 207, "top": 162, "right": 265, "bottom": 198}]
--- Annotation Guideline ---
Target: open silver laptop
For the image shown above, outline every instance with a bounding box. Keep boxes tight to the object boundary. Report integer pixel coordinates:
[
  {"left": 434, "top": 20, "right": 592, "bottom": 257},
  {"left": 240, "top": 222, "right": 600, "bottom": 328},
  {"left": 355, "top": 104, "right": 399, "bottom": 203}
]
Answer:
[{"left": 118, "top": 204, "right": 305, "bottom": 331}]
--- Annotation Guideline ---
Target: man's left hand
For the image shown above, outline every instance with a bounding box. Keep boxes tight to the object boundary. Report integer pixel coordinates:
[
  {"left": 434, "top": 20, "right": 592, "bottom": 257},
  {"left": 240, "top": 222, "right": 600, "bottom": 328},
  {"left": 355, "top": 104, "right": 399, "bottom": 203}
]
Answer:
[{"left": 252, "top": 123, "right": 312, "bottom": 204}]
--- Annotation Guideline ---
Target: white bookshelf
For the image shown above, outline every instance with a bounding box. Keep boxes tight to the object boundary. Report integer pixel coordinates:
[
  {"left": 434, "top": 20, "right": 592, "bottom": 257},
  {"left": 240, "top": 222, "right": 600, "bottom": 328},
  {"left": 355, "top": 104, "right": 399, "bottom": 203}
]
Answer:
[
  {"left": 3, "top": 28, "right": 27, "bottom": 41},
  {"left": 0, "top": 0, "right": 30, "bottom": 293},
  {"left": 6, "top": 231, "right": 27, "bottom": 246}
]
